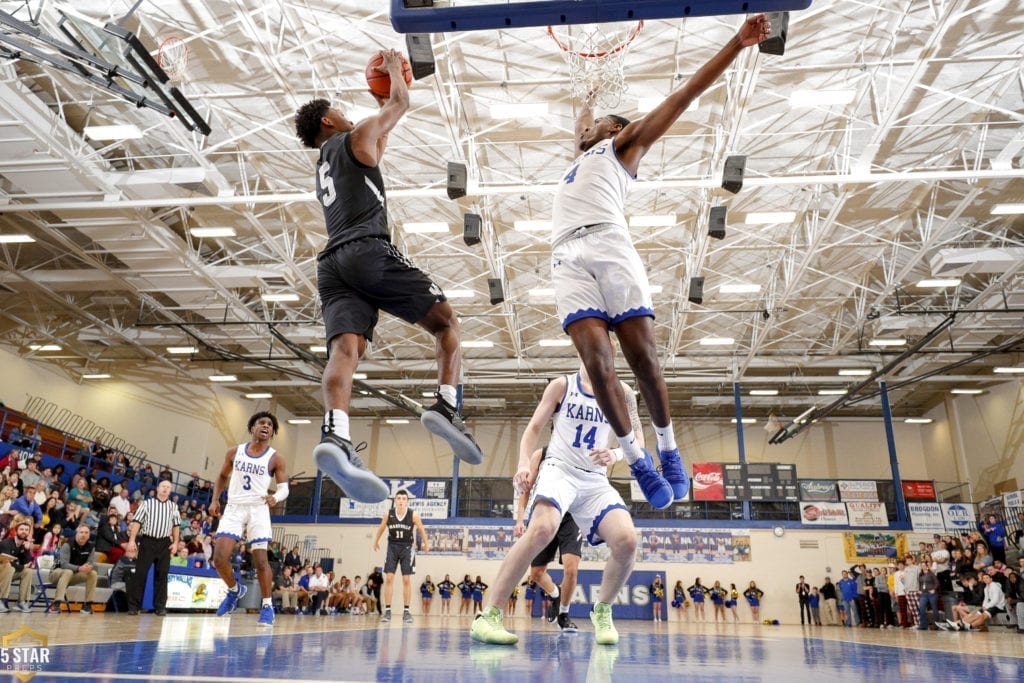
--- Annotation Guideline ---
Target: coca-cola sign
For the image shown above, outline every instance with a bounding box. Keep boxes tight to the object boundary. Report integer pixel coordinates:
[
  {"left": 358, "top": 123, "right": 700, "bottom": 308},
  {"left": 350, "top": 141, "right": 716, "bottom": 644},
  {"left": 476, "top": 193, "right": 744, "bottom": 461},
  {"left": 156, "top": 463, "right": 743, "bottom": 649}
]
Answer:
[{"left": 692, "top": 463, "right": 725, "bottom": 501}]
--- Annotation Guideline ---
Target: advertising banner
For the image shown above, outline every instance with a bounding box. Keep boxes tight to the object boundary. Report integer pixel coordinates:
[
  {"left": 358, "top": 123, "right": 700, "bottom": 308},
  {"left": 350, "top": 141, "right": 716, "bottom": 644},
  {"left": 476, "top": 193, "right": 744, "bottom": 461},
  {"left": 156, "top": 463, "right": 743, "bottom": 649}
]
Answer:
[
  {"left": 799, "top": 479, "right": 839, "bottom": 502},
  {"left": 838, "top": 480, "right": 878, "bottom": 501},
  {"left": 164, "top": 573, "right": 230, "bottom": 611},
  {"left": 908, "top": 502, "right": 945, "bottom": 533},
  {"left": 1004, "top": 490, "right": 1023, "bottom": 509},
  {"left": 846, "top": 501, "right": 888, "bottom": 527},
  {"left": 941, "top": 502, "right": 977, "bottom": 534},
  {"left": 901, "top": 480, "right": 937, "bottom": 501},
  {"left": 692, "top": 462, "right": 725, "bottom": 501},
  {"left": 799, "top": 501, "right": 849, "bottom": 525},
  {"left": 843, "top": 531, "right": 906, "bottom": 563}
]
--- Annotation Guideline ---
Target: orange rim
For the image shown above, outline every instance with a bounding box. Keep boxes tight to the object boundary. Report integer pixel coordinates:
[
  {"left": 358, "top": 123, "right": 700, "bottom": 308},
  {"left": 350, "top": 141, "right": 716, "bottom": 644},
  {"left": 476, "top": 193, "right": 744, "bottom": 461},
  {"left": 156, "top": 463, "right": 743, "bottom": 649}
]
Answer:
[{"left": 547, "top": 21, "right": 643, "bottom": 60}]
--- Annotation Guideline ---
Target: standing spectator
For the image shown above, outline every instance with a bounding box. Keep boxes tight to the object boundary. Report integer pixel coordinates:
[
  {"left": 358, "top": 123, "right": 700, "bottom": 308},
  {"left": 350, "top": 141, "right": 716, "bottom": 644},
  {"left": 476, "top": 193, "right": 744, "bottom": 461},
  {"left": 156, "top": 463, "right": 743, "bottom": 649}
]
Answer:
[
  {"left": 859, "top": 565, "right": 876, "bottom": 628},
  {"left": 819, "top": 576, "right": 839, "bottom": 626},
  {"left": 110, "top": 487, "right": 131, "bottom": 520},
  {"left": 726, "top": 583, "right": 740, "bottom": 624},
  {"left": 186, "top": 473, "right": 202, "bottom": 497},
  {"left": 689, "top": 578, "right": 709, "bottom": 621},
  {"left": 917, "top": 560, "right": 940, "bottom": 630},
  {"left": 873, "top": 567, "right": 894, "bottom": 628},
  {"left": 420, "top": 575, "right": 436, "bottom": 615},
  {"left": 0, "top": 520, "right": 35, "bottom": 612},
  {"left": 650, "top": 575, "right": 665, "bottom": 622},
  {"left": 808, "top": 587, "right": 822, "bottom": 626},
  {"left": 902, "top": 555, "right": 921, "bottom": 628},
  {"left": 743, "top": 581, "right": 764, "bottom": 623},
  {"left": 437, "top": 574, "right": 455, "bottom": 615},
  {"left": 158, "top": 466, "right": 174, "bottom": 483},
  {"left": 10, "top": 484, "right": 42, "bottom": 526},
  {"left": 457, "top": 574, "right": 473, "bottom": 616},
  {"left": 273, "top": 565, "right": 299, "bottom": 614},
  {"left": 932, "top": 540, "right": 952, "bottom": 593},
  {"left": 979, "top": 515, "right": 1007, "bottom": 564},
  {"left": 671, "top": 580, "right": 689, "bottom": 621},
  {"left": 49, "top": 525, "right": 99, "bottom": 613},
  {"left": 125, "top": 480, "right": 180, "bottom": 615},
  {"left": 795, "top": 575, "right": 812, "bottom": 625},
  {"left": 709, "top": 580, "right": 727, "bottom": 623},
  {"left": 838, "top": 570, "right": 860, "bottom": 627},
  {"left": 471, "top": 575, "right": 488, "bottom": 614}
]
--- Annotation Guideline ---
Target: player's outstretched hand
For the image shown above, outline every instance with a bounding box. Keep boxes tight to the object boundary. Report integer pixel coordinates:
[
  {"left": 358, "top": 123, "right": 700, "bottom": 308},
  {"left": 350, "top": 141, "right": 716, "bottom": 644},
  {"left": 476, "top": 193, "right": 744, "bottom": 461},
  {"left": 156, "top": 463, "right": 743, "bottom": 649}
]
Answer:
[
  {"left": 589, "top": 448, "right": 616, "bottom": 467},
  {"left": 738, "top": 13, "right": 771, "bottom": 48}
]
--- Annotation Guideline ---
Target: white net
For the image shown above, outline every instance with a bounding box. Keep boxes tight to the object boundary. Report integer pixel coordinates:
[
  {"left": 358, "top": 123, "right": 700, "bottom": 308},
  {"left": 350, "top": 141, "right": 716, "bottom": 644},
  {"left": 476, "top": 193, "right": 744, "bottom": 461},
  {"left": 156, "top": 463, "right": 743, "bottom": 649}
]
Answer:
[
  {"left": 548, "top": 21, "right": 643, "bottom": 109},
  {"left": 157, "top": 36, "right": 189, "bottom": 82}
]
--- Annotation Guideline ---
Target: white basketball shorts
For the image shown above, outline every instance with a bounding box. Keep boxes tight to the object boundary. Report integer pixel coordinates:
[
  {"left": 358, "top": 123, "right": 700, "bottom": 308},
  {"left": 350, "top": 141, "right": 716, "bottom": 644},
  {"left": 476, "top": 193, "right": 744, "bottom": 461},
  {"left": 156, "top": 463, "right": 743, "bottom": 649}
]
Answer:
[
  {"left": 217, "top": 502, "right": 272, "bottom": 549},
  {"left": 552, "top": 225, "right": 653, "bottom": 330},
  {"left": 528, "top": 458, "right": 627, "bottom": 546}
]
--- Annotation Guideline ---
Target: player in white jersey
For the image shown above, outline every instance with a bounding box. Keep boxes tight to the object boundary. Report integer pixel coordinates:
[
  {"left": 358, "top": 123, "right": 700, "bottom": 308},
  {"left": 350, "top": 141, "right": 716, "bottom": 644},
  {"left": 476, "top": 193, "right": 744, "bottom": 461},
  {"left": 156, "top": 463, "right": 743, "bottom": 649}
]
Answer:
[
  {"left": 471, "top": 361, "right": 644, "bottom": 646},
  {"left": 210, "top": 411, "right": 289, "bottom": 627},
  {"left": 549, "top": 14, "right": 773, "bottom": 513}
]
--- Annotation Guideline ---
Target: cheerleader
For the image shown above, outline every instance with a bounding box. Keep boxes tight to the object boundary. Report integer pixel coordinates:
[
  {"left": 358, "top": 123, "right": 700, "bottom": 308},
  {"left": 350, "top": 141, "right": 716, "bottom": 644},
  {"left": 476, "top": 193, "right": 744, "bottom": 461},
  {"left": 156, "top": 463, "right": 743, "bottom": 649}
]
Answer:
[
  {"left": 710, "top": 580, "right": 727, "bottom": 622},
  {"left": 688, "top": 578, "right": 710, "bottom": 622},
  {"left": 507, "top": 583, "right": 519, "bottom": 614},
  {"left": 744, "top": 580, "right": 765, "bottom": 622},
  {"left": 726, "top": 583, "right": 740, "bottom": 623},
  {"left": 521, "top": 578, "right": 537, "bottom": 617},
  {"left": 650, "top": 575, "right": 666, "bottom": 622},
  {"left": 671, "top": 580, "right": 690, "bottom": 621},
  {"left": 457, "top": 574, "right": 474, "bottom": 615},
  {"left": 472, "top": 575, "right": 488, "bottom": 613},
  {"left": 437, "top": 574, "right": 456, "bottom": 615},
  {"left": 420, "top": 575, "right": 436, "bottom": 615}
]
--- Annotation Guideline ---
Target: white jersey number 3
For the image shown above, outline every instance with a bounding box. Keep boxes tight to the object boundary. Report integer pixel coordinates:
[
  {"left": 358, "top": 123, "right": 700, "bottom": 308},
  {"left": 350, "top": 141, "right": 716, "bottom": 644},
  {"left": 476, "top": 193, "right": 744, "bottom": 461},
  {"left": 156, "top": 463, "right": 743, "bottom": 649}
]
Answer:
[{"left": 319, "top": 162, "right": 337, "bottom": 207}]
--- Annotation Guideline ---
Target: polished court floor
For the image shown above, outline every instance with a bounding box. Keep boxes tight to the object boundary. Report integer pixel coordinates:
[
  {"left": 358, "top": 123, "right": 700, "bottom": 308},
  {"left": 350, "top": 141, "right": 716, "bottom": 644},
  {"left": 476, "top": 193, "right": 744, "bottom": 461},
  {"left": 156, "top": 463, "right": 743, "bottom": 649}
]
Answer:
[{"left": 0, "top": 610, "right": 1021, "bottom": 682}]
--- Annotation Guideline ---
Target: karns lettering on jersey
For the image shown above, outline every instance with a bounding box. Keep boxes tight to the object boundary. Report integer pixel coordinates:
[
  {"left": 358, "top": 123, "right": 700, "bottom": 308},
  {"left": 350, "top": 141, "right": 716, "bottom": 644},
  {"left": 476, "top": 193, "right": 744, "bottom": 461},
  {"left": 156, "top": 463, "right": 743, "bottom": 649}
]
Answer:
[
  {"left": 234, "top": 460, "right": 267, "bottom": 477},
  {"left": 561, "top": 401, "right": 606, "bottom": 425}
]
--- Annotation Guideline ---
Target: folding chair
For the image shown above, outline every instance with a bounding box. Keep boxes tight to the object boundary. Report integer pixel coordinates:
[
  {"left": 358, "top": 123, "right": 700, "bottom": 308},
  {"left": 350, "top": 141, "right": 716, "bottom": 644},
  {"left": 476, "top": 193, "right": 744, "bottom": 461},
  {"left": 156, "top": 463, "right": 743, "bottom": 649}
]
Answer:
[{"left": 28, "top": 555, "right": 57, "bottom": 612}]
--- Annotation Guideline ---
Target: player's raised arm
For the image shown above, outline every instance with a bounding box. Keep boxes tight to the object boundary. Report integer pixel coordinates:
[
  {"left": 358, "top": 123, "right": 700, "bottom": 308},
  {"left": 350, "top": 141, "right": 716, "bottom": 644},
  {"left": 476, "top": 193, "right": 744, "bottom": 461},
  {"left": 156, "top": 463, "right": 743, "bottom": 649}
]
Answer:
[
  {"left": 615, "top": 14, "right": 770, "bottom": 174},
  {"left": 574, "top": 97, "right": 596, "bottom": 154},
  {"left": 350, "top": 49, "right": 410, "bottom": 166}
]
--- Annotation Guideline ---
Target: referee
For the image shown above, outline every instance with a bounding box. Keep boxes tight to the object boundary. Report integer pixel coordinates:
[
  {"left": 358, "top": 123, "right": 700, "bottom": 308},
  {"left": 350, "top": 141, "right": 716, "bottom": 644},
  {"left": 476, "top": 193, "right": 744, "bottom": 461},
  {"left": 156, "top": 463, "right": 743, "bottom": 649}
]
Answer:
[{"left": 126, "top": 480, "right": 181, "bottom": 615}]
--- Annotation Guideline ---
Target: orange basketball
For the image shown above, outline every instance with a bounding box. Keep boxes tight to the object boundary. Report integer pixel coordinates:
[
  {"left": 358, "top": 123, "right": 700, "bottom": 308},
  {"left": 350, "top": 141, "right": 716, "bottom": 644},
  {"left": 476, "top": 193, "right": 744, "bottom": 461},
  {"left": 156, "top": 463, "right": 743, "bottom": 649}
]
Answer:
[{"left": 365, "top": 51, "right": 414, "bottom": 99}]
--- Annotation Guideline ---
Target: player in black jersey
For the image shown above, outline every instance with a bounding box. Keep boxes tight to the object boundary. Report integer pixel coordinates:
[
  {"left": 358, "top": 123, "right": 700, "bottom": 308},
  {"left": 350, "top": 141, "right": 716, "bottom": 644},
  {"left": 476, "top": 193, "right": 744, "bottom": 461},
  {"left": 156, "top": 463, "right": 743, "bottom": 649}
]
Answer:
[
  {"left": 372, "top": 489, "right": 430, "bottom": 623},
  {"left": 294, "top": 49, "right": 483, "bottom": 505}
]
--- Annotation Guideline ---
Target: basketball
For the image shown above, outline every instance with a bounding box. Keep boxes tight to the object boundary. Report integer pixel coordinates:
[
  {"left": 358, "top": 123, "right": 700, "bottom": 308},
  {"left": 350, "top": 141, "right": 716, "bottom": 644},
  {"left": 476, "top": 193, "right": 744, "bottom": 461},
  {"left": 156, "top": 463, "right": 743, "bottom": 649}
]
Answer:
[{"left": 365, "top": 51, "right": 413, "bottom": 99}]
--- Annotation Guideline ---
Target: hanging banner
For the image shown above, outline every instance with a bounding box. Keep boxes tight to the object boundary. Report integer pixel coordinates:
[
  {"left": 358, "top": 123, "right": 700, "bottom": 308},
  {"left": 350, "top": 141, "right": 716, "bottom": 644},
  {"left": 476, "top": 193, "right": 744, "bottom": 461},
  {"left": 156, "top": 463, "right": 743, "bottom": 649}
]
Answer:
[
  {"left": 1004, "top": 490, "right": 1023, "bottom": 509},
  {"left": 640, "top": 529, "right": 737, "bottom": 563},
  {"left": 843, "top": 531, "right": 906, "bottom": 563},
  {"left": 338, "top": 494, "right": 447, "bottom": 519},
  {"left": 846, "top": 501, "right": 888, "bottom": 527},
  {"left": 800, "top": 501, "right": 849, "bottom": 525},
  {"left": 908, "top": 502, "right": 945, "bottom": 533},
  {"left": 426, "top": 526, "right": 465, "bottom": 555},
  {"left": 901, "top": 480, "right": 937, "bottom": 501},
  {"left": 838, "top": 480, "right": 878, "bottom": 501},
  {"left": 466, "top": 526, "right": 515, "bottom": 560},
  {"left": 800, "top": 479, "right": 839, "bottom": 502},
  {"left": 692, "top": 462, "right": 725, "bottom": 501},
  {"left": 941, "top": 502, "right": 977, "bottom": 534}
]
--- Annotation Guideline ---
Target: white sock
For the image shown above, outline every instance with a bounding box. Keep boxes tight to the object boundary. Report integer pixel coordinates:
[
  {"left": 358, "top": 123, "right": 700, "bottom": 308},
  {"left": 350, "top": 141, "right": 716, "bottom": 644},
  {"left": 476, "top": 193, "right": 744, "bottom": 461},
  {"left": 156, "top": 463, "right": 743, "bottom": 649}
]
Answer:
[
  {"left": 324, "top": 409, "right": 350, "bottom": 440},
  {"left": 229, "top": 584, "right": 239, "bottom": 593},
  {"left": 549, "top": 586, "right": 559, "bottom": 599},
  {"left": 262, "top": 597, "right": 272, "bottom": 607},
  {"left": 439, "top": 385, "right": 458, "bottom": 406},
  {"left": 560, "top": 605, "right": 569, "bottom": 614},
  {"left": 617, "top": 432, "right": 644, "bottom": 464},
  {"left": 654, "top": 422, "right": 677, "bottom": 452}
]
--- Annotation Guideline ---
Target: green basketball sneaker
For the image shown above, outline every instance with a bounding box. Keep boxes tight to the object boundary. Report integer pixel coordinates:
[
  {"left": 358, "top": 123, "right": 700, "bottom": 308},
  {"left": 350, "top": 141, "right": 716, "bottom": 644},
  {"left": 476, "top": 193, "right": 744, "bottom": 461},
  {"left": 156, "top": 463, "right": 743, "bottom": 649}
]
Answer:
[
  {"left": 590, "top": 602, "right": 619, "bottom": 645},
  {"left": 470, "top": 606, "right": 518, "bottom": 645}
]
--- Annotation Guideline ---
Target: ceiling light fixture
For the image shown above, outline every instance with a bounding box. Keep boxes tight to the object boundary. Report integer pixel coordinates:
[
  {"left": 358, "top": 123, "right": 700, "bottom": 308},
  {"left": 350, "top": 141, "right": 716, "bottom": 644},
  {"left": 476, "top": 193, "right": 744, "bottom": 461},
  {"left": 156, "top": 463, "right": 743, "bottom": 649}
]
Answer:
[
  {"left": 403, "top": 222, "right": 449, "bottom": 234},
  {"left": 789, "top": 89, "right": 856, "bottom": 108},
  {"left": 916, "top": 278, "right": 961, "bottom": 288},
  {"left": 353, "top": 373, "right": 367, "bottom": 380},
  {"left": 209, "top": 375, "right": 237, "bottom": 382},
  {"left": 990, "top": 203, "right": 1024, "bottom": 215},
  {"left": 838, "top": 369, "right": 872, "bottom": 376},
  {"left": 950, "top": 388, "right": 983, "bottom": 395},
  {"left": 0, "top": 234, "right": 35, "bottom": 243},
  {"left": 749, "top": 389, "right": 778, "bottom": 396},
  {"left": 261, "top": 293, "right": 300, "bottom": 302},
  {"left": 82, "top": 373, "right": 111, "bottom": 380},
  {"left": 743, "top": 211, "right": 797, "bottom": 224},
  {"left": 309, "top": 345, "right": 328, "bottom": 353},
  {"left": 818, "top": 389, "right": 848, "bottom": 395},
  {"left": 83, "top": 124, "right": 143, "bottom": 140},
  {"left": 869, "top": 338, "right": 906, "bottom": 347},
  {"left": 904, "top": 417, "right": 933, "bottom": 424},
  {"left": 188, "top": 227, "right": 236, "bottom": 238},
  {"left": 628, "top": 214, "right": 676, "bottom": 227},
  {"left": 386, "top": 418, "right": 410, "bottom": 425},
  {"left": 993, "top": 367, "right": 1024, "bottom": 374},
  {"left": 539, "top": 339, "right": 572, "bottom": 347},
  {"left": 287, "top": 419, "right": 311, "bottom": 425},
  {"left": 461, "top": 340, "right": 494, "bottom": 348},
  {"left": 699, "top": 337, "right": 734, "bottom": 346},
  {"left": 245, "top": 393, "right": 272, "bottom": 399},
  {"left": 28, "top": 344, "right": 61, "bottom": 352},
  {"left": 514, "top": 220, "right": 552, "bottom": 232},
  {"left": 731, "top": 418, "right": 757, "bottom": 424},
  {"left": 528, "top": 288, "right": 556, "bottom": 298},
  {"left": 445, "top": 289, "right": 476, "bottom": 299},
  {"left": 167, "top": 346, "right": 198, "bottom": 354}
]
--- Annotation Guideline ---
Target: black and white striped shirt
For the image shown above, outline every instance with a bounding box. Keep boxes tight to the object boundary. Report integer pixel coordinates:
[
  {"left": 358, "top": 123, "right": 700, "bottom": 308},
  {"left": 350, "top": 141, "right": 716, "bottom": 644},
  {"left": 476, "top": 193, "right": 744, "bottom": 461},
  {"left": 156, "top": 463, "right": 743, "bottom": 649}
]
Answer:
[{"left": 133, "top": 497, "right": 180, "bottom": 538}]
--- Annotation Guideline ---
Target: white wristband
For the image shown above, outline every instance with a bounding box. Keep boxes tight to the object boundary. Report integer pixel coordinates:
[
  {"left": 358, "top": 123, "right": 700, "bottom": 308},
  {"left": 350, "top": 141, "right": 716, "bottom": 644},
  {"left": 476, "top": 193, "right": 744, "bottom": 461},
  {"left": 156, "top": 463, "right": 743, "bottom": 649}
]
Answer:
[
  {"left": 272, "top": 482, "right": 289, "bottom": 504},
  {"left": 611, "top": 448, "right": 625, "bottom": 462}
]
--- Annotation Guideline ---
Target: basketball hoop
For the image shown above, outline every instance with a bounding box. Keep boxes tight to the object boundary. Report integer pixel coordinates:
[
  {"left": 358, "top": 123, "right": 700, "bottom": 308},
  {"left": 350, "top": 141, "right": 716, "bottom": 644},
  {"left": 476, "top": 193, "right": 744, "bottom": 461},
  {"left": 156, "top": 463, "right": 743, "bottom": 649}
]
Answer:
[
  {"left": 157, "top": 36, "right": 189, "bottom": 83},
  {"left": 547, "top": 21, "right": 643, "bottom": 109}
]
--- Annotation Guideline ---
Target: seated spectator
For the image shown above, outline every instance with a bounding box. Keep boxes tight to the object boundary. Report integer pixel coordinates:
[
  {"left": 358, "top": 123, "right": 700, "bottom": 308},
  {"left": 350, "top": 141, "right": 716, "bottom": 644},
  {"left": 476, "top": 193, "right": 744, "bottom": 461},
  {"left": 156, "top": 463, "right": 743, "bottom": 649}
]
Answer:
[
  {"left": 95, "top": 513, "right": 128, "bottom": 564},
  {"left": 52, "top": 463, "right": 65, "bottom": 486},
  {"left": 284, "top": 545, "right": 302, "bottom": 570},
  {"left": 40, "top": 496, "right": 65, "bottom": 534},
  {"left": 959, "top": 572, "right": 1007, "bottom": 631},
  {"left": 197, "top": 481, "right": 213, "bottom": 504},
  {"left": 49, "top": 525, "right": 99, "bottom": 613},
  {"left": 9, "top": 485, "right": 42, "bottom": 526},
  {"left": 7, "top": 423, "right": 27, "bottom": 447},
  {"left": 170, "top": 548, "right": 189, "bottom": 567},
  {"left": 67, "top": 475, "right": 93, "bottom": 510},
  {"left": 158, "top": 466, "right": 174, "bottom": 483},
  {"left": 110, "top": 487, "right": 131, "bottom": 519},
  {"left": 267, "top": 541, "right": 282, "bottom": 563},
  {"left": 186, "top": 473, "right": 202, "bottom": 497},
  {"left": 0, "top": 520, "right": 35, "bottom": 612},
  {"left": 185, "top": 532, "right": 204, "bottom": 558},
  {"left": 37, "top": 523, "right": 63, "bottom": 558},
  {"left": 274, "top": 565, "right": 299, "bottom": 614},
  {"left": 327, "top": 575, "right": 350, "bottom": 613},
  {"left": 296, "top": 566, "right": 313, "bottom": 614},
  {"left": 353, "top": 575, "right": 375, "bottom": 614},
  {"left": 0, "top": 486, "right": 17, "bottom": 514},
  {"left": 91, "top": 477, "right": 113, "bottom": 513},
  {"left": 945, "top": 574, "right": 984, "bottom": 629},
  {"left": 6, "top": 470, "right": 23, "bottom": 497},
  {"left": 973, "top": 541, "right": 994, "bottom": 573},
  {"left": 20, "top": 459, "right": 43, "bottom": 491},
  {"left": 108, "top": 543, "right": 137, "bottom": 611},
  {"left": 110, "top": 453, "right": 127, "bottom": 477},
  {"left": 75, "top": 441, "right": 92, "bottom": 465},
  {"left": 309, "top": 565, "right": 330, "bottom": 615}
]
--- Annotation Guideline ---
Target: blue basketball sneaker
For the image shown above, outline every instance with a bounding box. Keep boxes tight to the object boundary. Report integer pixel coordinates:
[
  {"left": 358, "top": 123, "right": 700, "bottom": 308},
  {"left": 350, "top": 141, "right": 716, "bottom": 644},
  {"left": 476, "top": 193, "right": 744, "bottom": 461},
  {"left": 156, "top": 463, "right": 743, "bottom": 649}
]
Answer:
[
  {"left": 629, "top": 450, "right": 673, "bottom": 510},
  {"left": 657, "top": 447, "right": 690, "bottom": 500},
  {"left": 257, "top": 605, "right": 275, "bottom": 627},
  {"left": 217, "top": 584, "right": 246, "bottom": 617}
]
